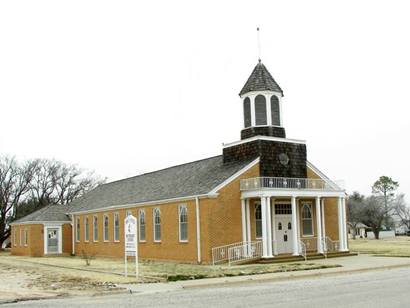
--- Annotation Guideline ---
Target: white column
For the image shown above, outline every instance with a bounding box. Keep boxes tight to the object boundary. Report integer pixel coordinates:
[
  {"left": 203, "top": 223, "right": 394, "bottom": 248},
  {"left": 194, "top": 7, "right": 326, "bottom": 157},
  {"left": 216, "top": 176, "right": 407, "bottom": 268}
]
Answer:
[
  {"left": 291, "top": 196, "right": 299, "bottom": 256},
  {"left": 271, "top": 199, "right": 277, "bottom": 255},
  {"left": 266, "top": 197, "right": 273, "bottom": 257},
  {"left": 261, "top": 197, "right": 268, "bottom": 257},
  {"left": 316, "top": 197, "right": 324, "bottom": 254},
  {"left": 337, "top": 197, "right": 344, "bottom": 251},
  {"left": 266, "top": 94, "right": 272, "bottom": 126},
  {"left": 250, "top": 95, "right": 256, "bottom": 127},
  {"left": 241, "top": 199, "right": 247, "bottom": 243},
  {"left": 321, "top": 198, "right": 326, "bottom": 250},
  {"left": 342, "top": 197, "right": 348, "bottom": 251},
  {"left": 245, "top": 199, "right": 251, "bottom": 243}
]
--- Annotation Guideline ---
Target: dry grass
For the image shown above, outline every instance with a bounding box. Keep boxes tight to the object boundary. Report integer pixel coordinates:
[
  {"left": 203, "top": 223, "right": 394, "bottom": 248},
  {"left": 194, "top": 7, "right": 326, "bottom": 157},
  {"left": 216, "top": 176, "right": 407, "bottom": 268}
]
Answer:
[
  {"left": 349, "top": 236, "right": 410, "bottom": 257},
  {"left": 0, "top": 252, "right": 339, "bottom": 283}
]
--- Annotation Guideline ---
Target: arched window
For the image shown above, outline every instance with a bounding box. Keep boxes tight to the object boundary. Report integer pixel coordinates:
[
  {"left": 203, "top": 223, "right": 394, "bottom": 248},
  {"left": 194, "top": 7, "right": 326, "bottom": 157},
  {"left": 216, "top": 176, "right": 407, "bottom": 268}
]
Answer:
[
  {"left": 139, "top": 210, "right": 146, "bottom": 242},
  {"left": 302, "top": 203, "right": 313, "bottom": 236},
  {"left": 179, "top": 205, "right": 188, "bottom": 242},
  {"left": 153, "top": 208, "right": 161, "bottom": 242},
  {"left": 243, "top": 97, "right": 251, "bottom": 128},
  {"left": 114, "top": 212, "right": 120, "bottom": 242},
  {"left": 278, "top": 222, "right": 282, "bottom": 230},
  {"left": 84, "top": 217, "right": 89, "bottom": 242},
  {"left": 255, "top": 203, "right": 262, "bottom": 238},
  {"left": 271, "top": 95, "right": 280, "bottom": 126},
  {"left": 255, "top": 95, "right": 267, "bottom": 125},
  {"left": 288, "top": 222, "right": 292, "bottom": 230},
  {"left": 103, "top": 214, "right": 109, "bottom": 241}
]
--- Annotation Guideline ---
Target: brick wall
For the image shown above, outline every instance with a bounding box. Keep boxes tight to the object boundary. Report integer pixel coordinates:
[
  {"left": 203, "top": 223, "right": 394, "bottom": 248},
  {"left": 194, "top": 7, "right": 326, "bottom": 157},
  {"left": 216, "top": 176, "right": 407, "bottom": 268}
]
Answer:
[{"left": 11, "top": 224, "right": 44, "bottom": 256}]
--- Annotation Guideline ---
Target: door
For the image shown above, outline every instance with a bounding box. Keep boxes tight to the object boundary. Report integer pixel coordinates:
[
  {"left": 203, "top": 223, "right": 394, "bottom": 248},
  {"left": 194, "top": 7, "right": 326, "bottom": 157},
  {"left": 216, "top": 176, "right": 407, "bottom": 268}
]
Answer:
[
  {"left": 47, "top": 228, "right": 59, "bottom": 253},
  {"left": 275, "top": 215, "right": 293, "bottom": 254}
]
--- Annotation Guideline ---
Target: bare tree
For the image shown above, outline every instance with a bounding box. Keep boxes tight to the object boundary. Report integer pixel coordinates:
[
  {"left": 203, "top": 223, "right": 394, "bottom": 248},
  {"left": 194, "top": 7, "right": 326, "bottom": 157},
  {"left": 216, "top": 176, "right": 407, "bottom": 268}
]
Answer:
[
  {"left": 361, "top": 195, "right": 387, "bottom": 239},
  {"left": 0, "top": 157, "right": 37, "bottom": 248},
  {"left": 372, "top": 176, "right": 399, "bottom": 229},
  {"left": 394, "top": 194, "right": 410, "bottom": 231},
  {"left": 347, "top": 192, "right": 365, "bottom": 239}
]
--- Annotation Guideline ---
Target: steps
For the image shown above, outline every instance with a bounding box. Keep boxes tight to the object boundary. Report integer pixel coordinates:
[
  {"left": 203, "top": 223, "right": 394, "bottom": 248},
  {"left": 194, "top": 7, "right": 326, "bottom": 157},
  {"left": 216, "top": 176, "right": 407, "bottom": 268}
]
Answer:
[{"left": 258, "top": 251, "right": 357, "bottom": 264}]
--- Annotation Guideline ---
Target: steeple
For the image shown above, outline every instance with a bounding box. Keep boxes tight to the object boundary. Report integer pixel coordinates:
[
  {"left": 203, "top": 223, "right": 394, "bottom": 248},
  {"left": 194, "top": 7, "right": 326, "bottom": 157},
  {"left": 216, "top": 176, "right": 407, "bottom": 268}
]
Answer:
[{"left": 239, "top": 61, "right": 285, "bottom": 140}]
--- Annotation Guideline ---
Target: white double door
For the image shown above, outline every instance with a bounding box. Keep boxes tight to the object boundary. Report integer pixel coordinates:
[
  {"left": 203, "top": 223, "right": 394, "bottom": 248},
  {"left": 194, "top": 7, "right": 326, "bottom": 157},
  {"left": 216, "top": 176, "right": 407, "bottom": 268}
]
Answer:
[{"left": 274, "top": 215, "right": 293, "bottom": 254}]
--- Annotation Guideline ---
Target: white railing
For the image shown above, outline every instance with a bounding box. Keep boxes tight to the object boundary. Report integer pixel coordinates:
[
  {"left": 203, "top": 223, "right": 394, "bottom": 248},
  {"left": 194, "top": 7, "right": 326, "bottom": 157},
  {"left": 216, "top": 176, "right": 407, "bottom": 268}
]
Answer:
[
  {"left": 212, "top": 241, "right": 262, "bottom": 265},
  {"left": 227, "top": 241, "right": 262, "bottom": 266},
  {"left": 298, "top": 240, "right": 307, "bottom": 261},
  {"left": 300, "top": 237, "right": 318, "bottom": 252},
  {"left": 324, "top": 237, "right": 340, "bottom": 253},
  {"left": 240, "top": 177, "right": 344, "bottom": 191}
]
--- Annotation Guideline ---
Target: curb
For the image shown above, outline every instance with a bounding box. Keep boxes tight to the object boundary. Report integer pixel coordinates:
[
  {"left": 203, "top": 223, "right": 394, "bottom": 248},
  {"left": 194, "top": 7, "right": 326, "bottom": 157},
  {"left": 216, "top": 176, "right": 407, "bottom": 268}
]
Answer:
[{"left": 178, "top": 262, "right": 410, "bottom": 289}]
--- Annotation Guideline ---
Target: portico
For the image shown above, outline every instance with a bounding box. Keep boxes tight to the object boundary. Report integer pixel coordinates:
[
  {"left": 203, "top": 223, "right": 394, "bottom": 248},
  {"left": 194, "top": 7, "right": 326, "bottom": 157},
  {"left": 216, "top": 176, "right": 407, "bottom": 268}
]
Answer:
[{"left": 240, "top": 176, "right": 347, "bottom": 259}]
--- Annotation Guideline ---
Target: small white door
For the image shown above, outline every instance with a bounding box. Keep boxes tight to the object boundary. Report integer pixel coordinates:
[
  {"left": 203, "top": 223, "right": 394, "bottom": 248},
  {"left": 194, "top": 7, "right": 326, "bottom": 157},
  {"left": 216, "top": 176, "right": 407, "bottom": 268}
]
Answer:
[
  {"left": 275, "top": 215, "right": 293, "bottom": 254},
  {"left": 47, "top": 228, "right": 59, "bottom": 253}
]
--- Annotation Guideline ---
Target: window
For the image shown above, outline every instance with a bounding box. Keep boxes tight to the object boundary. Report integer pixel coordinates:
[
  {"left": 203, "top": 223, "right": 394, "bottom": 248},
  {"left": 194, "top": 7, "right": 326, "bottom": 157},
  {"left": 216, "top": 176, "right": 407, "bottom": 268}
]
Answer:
[
  {"left": 179, "top": 205, "right": 188, "bottom": 242},
  {"left": 153, "top": 208, "right": 161, "bottom": 242},
  {"left": 103, "top": 214, "right": 109, "bottom": 241},
  {"left": 270, "top": 95, "right": 280, "bottom": 126},
  {"left": 23, "top": 229, "right": 28, "bottom": 246},
  {"left": 126, "top": 210, "right": 132, "bottom": 217},
  {"left": 278, "top": 222, "right": 282, "bottom": 230},
  {"left": 243, "top": 97, "right": 251, "bottom": 128},
  {"left": 139, "top": 210, "right": 146, "bottom": 242},
  {"left": 76, "top": 217, "right": 80, "bottom": 242},
  {"left": 288, "top": 222, "right": 292, "bottom": 230},
  {"left": 255, "top": 95, "right": 267, "bottom": 125},
  {"left": 301, "top": 203, "right": 313, "bottom": 236},
  {"left": 275, "top": 203, "right": 292, "bottom": 215},
  {"left": 84, "top": 217, "right": 89, "bottom": 241},
  {"left": 93, "top": 216, "right": 98, "bottom": 242},
  {"left": 20, "top": 229, "right": 22, "bottom": 246},
  {"left": 114, "top": 213, "right": 120, "bottom": 242},
  {"left": 255, "top": 203, "right": 262, "bottom": 238},
  {"left": 13, "top": 229, "right": 16, "bottom": 246}
]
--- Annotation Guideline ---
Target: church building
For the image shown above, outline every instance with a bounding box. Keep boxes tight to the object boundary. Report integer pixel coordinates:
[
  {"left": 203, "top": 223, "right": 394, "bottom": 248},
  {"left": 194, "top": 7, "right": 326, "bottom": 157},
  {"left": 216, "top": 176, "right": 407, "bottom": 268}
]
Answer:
[{"left": 10, "top": 60, "right": 349, "bottom": 264}]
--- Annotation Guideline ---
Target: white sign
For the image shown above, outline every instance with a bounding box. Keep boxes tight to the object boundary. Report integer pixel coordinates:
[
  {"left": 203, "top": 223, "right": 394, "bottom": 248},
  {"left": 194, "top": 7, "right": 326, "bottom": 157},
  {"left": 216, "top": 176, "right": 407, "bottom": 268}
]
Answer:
[
  {"left": 125, "top": 215, "right": 137, "bottom": 253},
  {"left": 124, "top": 214, "right": 138, "bottom": 278}
]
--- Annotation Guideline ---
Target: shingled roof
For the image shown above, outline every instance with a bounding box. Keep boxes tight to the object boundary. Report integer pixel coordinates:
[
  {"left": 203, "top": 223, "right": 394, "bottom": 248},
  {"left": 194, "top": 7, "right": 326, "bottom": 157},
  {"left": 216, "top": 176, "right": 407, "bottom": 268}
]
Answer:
[
  {"left": 12, "top": 204, "right": 72, "bottom": 224},
  {"left": 239, "top": 61, "right": 283, "bottom": 96},
  {"left": 67, "top": 155, "right": 255, "bottom": 213}
]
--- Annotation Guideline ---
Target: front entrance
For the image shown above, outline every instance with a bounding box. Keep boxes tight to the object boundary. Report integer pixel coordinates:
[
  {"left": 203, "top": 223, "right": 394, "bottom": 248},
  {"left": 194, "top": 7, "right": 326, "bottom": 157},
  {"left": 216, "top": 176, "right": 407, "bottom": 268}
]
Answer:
[
  {"left": 275, "top": 214, "right": 293, "bottom": 254},
  {"left": 47, "top": 228, "right": 59, "bottom": 253}
]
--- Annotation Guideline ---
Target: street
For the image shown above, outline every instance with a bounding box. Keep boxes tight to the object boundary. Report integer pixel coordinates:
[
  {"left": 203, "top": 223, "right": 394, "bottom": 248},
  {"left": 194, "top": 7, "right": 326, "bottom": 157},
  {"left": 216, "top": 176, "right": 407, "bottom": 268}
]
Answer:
[{"left": 4, "top": 266, "right": 410, "bottom": 307}]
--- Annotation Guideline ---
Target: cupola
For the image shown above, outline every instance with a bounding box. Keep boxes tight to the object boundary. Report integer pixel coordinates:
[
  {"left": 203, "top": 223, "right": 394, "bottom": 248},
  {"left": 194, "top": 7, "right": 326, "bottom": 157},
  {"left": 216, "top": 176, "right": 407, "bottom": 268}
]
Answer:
[{"left": 239, "top": 60, "right": 285, "bottom": 140}]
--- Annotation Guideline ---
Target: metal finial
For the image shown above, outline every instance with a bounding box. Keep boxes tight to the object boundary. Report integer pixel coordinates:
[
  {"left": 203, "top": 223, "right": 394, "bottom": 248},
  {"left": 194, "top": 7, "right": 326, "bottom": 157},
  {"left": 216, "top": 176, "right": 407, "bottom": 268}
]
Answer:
[{"left": 257, "top": 27, "right": 261, "bottom": 62}]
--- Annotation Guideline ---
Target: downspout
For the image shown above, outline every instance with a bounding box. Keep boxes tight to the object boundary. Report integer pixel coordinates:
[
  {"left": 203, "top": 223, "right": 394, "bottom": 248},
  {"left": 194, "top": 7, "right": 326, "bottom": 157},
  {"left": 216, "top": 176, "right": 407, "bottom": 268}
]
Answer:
[
  {"left": 195, "top": 197, "right": 201, "bottom": 264},
  {"left": 71, "top": 214, "right": 75, "bottom": 255}
]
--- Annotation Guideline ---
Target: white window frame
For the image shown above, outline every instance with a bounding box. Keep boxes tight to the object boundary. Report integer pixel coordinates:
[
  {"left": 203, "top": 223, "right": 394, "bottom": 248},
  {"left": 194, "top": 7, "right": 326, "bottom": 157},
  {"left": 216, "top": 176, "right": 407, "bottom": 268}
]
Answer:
[
  {"left": 20, "top": 229, "right": 23, "bottom": 246},
  {"left": 126, "top": 210, "right": 132, "bottom": 217},
  {"left": 13, "top": 228, "right": 16, "bottom": 246},
  {"left": 93, "top": 215, "right": 98, "bottom": 242},
  {"left": 301, "top": 202, "right": 314, "bottom": 237},
  {"left": 23, "top": 229, "right": 28, "bottom": 246},
  {"left": 103, "top": 214, "right": 109, "bottom": 242},
  {"left": 76, "top": 217, "right": 81, "bottom": 242},
  {"left": 178, "top": 204, "right": 188, "bottom": 242},
  {"left": 114, "top": 212, "right": 120, "bottom": 242},
  {"left": 153, "top": 208, "right": 161, "bottom": 243},
  {"left": 139, "top": 209, "right": 146, "bottom": 242},
  {"left": 84, "top": 216, "right": 89, "bottom": 242}
]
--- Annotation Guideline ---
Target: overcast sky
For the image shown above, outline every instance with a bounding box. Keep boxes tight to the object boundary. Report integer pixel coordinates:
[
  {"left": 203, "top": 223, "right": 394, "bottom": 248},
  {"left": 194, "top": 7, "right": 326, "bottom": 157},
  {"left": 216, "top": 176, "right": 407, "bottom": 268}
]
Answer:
[{"left": 1, "top": 0, "right": 409, "bottom": 198}]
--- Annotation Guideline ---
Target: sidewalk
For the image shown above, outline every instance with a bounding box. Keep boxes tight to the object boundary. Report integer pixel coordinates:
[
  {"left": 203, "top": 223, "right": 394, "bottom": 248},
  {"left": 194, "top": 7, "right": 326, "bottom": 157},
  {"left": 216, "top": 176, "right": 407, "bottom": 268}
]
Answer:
[{"left": 122, "top": 254, "right": 410, "bottom": 294}]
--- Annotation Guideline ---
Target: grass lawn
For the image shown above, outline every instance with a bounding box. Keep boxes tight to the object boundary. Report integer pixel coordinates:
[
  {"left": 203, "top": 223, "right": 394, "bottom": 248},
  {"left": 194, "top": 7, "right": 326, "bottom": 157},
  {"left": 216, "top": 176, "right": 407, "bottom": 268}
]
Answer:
[
  {"left": 349, "top": 236, "right": 410, "bottom": 257},
  {"left": 0, "top": 252, "right": 340, "bottom": 284}
]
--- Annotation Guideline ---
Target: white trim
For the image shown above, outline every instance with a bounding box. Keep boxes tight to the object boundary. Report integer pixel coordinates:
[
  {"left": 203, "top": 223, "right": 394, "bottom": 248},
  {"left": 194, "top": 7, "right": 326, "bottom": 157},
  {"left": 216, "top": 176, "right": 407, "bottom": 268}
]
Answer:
[
  {"left": 241, "top": 190, "right": 345, "bottom": 199},
  {"left": 306, "top": 161, "right": 331, "bottom": 180},
  {"left": 153, "top": 208, "right": 161, "bottom": 243},
  {"left": 23, "top": 228, "right": 28, "bottom": 246},
  {"left": 75, "top": 217, "right": 81, "bottom": 242},
  {"left": 301, "top": 201, "right": 314, "bottom": 237},
  {"left": 43, "top": 225, "right": 63, "bottom": 255},
  {"left": 195, "top": 197, "right": 201, "bottom": 263},
  {"left": 266, "top": 94, "right": 272, "bottom": 126},
  {"left": 103, "top": 213, "right": 109, "bottom": 242},
  {"left": 250, "top": 95, "right": 256, "bottom": 127},
  {"left": 68, "top": 193, "right": 213, "bottom": 216},
  {"left": 209, "top": 158, "right": 260, "bottom": 194},
  {"left": 254, "top": 200, "right": 262, "bottom": 239},
  {"left": 223, "top": 136, "right": 306, "bottom": 149},
  {"left": 138, "top": 209, "right": 146, "bottom": 242},
  {"left": 93, "top": 215, "right": 98, "bottom": 242},
  {"left": 240, "top": 90, "right": 283, "bottom": 100},
  {"left": 10, "top": 220, "right": 69, "bottom": 226},
  {"left": 84, "top": 216, "right": 89, "bottom": 242},
  {"left": 113, "top": 212, "right": 120, "bottom": 242},
  {"left": 178, "top": 204, "right": 188, "bottom": 243}
]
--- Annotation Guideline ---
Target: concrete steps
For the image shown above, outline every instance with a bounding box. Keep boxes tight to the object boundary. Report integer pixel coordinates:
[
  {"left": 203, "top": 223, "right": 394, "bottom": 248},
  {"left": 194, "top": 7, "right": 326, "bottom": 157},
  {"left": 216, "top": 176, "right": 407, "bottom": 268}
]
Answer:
[{"left": 258, "top": 251, "right": 357, "bottom": 264}]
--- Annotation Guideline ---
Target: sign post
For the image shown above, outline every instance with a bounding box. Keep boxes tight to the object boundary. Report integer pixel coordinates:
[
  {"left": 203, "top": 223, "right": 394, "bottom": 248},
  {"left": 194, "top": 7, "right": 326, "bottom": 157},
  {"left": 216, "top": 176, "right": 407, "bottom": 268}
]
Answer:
[{"left": 124, "top": 215, "right": 138, "bottom": 278}]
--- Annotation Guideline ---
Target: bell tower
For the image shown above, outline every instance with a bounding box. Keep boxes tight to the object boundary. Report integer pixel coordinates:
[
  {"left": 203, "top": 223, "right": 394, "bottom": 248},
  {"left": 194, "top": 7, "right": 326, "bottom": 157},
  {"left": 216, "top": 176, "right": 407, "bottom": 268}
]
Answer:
[
  {"left": 239, "top": 60, "right": 286, "bottom": 140},
  {"left": 222, "top": 60, "right": 307, "bottom": 178}
]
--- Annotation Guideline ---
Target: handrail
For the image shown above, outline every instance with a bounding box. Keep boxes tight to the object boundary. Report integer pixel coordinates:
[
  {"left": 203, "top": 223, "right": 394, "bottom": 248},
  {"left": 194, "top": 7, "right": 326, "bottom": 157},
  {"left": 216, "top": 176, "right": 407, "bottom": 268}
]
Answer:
[
  {"left": 240, "top": 177, "right": 345, "bottom": 191},
  {"left": 227, "top": 241, "right": 262, "bottom": 266}
]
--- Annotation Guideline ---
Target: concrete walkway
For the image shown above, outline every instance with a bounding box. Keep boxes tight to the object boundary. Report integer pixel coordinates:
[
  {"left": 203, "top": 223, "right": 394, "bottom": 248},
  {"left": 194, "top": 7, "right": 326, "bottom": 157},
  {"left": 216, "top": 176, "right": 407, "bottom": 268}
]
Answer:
[{"left": 121, "top": 254, "right": 410, "bottom": 294}]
